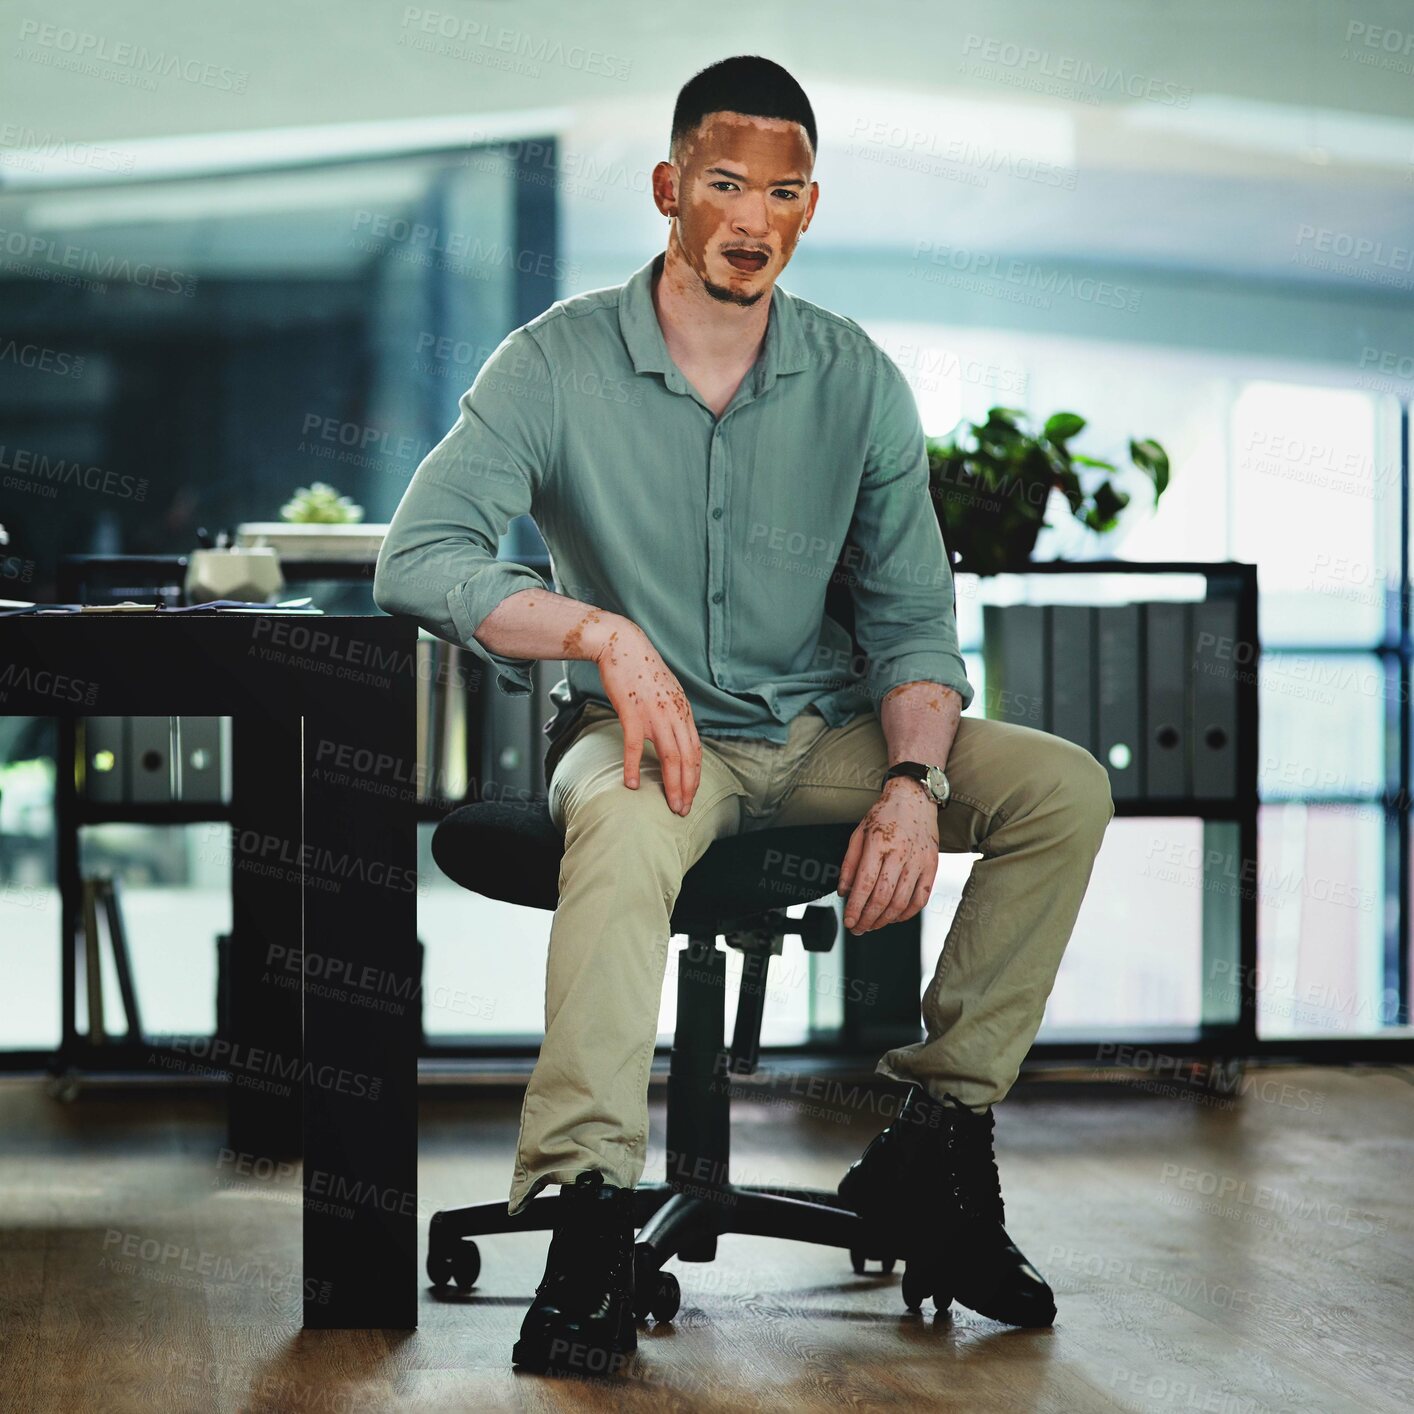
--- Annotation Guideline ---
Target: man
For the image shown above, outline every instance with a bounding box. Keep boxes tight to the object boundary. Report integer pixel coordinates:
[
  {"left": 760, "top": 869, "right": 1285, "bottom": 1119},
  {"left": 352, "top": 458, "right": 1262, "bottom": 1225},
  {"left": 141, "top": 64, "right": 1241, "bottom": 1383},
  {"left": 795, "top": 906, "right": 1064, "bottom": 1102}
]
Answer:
[{"left": 374, "top": 54, "right": 1114, "bottom": 1373}]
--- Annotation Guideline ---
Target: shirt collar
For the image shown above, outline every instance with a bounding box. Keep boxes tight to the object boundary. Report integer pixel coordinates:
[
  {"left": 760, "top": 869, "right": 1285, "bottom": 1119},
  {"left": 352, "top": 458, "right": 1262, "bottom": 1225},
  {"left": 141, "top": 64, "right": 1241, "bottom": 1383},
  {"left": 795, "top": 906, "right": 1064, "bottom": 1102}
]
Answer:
[{"left": 618, "top": 249, "right": 812, "bottom": 396}]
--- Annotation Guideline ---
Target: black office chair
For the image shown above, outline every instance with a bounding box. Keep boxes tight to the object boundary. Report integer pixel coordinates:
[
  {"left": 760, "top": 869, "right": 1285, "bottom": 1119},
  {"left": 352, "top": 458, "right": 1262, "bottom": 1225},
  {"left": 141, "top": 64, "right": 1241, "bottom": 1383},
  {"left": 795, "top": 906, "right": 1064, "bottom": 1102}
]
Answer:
[{"left": 424, "top": 799, "right": 901, "bottom": 1322}]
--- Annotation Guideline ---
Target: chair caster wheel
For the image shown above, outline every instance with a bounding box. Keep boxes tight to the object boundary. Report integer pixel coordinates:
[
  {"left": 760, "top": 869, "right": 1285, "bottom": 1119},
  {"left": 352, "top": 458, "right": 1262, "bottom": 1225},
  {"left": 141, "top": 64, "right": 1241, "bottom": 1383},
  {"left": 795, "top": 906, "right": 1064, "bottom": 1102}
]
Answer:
[
  {"left": 901, "top": 1264, "right": 934, "bottom": 1313},
  {"left": 649, "top": 1270, "right": 681, "bottom": 1323},
  {"left": 850, "top": 1248, "right": 897, "bottom": 1276},
  {"left": 49, "top": 1073, "right": 81, "bottom": 1104},
  {"left": 632, "top": 1245, "right": 681, "bottom": 1323},
  {"left": 425, "top": 1237, "right": 480, "bottom": 1293}
]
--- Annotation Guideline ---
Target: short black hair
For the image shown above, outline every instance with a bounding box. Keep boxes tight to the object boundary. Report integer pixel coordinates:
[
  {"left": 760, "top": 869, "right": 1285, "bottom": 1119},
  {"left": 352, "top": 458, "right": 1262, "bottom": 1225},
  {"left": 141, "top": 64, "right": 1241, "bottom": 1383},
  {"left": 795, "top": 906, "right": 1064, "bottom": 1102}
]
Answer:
[{"left": 670, "top": 55, "right": 817, "bottom": 168}]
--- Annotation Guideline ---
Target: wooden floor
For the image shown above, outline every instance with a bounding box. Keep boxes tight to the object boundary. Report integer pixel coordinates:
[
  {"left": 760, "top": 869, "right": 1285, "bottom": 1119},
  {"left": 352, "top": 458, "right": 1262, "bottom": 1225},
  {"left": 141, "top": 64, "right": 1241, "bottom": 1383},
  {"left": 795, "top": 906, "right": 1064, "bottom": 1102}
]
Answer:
[{"left": 2, "top": 1065, "right": 1411, "bottom": 1413}]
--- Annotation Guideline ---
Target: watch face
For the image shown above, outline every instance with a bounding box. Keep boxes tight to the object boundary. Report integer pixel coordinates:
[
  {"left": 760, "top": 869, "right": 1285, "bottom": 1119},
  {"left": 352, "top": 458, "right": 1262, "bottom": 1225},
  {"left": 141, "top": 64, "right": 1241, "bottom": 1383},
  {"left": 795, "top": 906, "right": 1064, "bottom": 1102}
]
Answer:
[{"left": 926, "top": 765, "right": 949, "bottom": 804}]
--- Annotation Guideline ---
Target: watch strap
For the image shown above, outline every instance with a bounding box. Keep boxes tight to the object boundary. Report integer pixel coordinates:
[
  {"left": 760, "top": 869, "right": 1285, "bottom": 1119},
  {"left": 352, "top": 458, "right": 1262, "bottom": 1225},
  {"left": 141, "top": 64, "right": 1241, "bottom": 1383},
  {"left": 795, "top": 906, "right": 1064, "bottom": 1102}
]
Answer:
[
  {"left": 884, "top": 762, "right": 929, "bottom": 787},
  {"left": 884, "top": 760, "right": 949, "bottom": 807}
]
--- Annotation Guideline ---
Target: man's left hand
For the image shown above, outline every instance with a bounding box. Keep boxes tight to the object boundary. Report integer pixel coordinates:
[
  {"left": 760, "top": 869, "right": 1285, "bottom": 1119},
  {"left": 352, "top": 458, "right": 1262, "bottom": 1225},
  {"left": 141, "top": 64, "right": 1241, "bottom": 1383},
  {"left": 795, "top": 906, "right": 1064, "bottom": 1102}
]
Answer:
[{"left": 837, "top": 778, "right": 940, "bottom": 933}]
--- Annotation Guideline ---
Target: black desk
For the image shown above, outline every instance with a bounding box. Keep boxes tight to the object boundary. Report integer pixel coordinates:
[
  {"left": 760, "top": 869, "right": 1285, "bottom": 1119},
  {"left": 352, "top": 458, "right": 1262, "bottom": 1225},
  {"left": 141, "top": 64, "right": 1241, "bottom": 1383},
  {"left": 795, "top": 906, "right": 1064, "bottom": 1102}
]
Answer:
[{"left": 0, "top": 614, "right": 417, "bottom": 1329}]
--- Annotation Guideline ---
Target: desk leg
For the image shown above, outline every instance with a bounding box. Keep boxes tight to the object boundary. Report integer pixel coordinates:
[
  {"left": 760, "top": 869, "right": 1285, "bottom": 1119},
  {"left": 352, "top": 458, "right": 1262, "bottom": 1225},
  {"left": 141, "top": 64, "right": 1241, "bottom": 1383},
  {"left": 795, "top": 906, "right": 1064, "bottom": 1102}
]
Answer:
[
  {"left": 227, "top": 714, "right": 302, "bottom": 1157},
  {"left": 302, "top": 689, "right": 418, "bottom": 1329}
]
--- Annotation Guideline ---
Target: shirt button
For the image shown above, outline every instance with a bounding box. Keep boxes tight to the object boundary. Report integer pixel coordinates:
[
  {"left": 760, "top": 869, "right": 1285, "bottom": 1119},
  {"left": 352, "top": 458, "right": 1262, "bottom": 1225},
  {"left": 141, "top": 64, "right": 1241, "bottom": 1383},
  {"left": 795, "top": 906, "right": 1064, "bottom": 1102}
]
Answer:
[
  {"left": 712, "top": 591, "right": 724, "bottom": 604},
  {"left": 712, "top": 507, "right": 723, "bottom": 519}
]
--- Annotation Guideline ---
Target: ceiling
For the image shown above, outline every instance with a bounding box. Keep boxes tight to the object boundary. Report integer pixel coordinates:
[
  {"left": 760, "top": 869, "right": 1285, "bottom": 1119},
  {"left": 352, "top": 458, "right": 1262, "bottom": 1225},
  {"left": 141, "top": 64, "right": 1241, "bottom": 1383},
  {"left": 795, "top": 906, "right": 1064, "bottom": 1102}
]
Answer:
[{"left": 2, "top": 0, "right": 1411, "bottom": 292}]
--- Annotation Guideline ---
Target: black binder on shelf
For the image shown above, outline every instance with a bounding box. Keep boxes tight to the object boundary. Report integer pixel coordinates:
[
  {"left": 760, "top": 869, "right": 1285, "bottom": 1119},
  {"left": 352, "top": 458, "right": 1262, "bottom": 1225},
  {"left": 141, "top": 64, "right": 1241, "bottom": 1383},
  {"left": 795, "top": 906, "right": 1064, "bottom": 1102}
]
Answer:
[
  {"left": 82, "top": 717, "right": 127, "bottom": 803},
  {"left": 981, "top": 603, "right": 1047, "bottom": 731},
  {"left": 1096, "top": 604, "right": 1143, "bottom": 801},
  {"left": 129, "top": 717, "right": 174, "bottom": 803},
  {"left": 174, "top": 716, "right": 226, "bottom": 803},
  {"left": 1144, "top": 601, "right": 1190, "bottom": 798},
  {"left": 1049, "top": 605, "right": 1096, "bottom": 756},
  {"left": 1191, "top": 598, "right": 1240, "bottom": 798}
]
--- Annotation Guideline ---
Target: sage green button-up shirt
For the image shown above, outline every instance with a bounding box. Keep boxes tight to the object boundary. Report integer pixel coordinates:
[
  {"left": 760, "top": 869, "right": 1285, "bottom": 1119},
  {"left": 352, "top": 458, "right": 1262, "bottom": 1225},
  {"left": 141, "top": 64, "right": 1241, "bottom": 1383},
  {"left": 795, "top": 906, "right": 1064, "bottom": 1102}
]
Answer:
[{"left": 373, "top": 250, "right": 973, "bottom": 762}]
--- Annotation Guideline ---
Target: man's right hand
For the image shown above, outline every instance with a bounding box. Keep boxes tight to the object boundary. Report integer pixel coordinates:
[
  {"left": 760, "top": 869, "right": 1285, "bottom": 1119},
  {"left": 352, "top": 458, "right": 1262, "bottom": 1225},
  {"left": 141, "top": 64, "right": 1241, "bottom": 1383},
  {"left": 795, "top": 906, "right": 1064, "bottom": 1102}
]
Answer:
[{"left": 591, "top": 617, "right": 701, "bottom": 815}]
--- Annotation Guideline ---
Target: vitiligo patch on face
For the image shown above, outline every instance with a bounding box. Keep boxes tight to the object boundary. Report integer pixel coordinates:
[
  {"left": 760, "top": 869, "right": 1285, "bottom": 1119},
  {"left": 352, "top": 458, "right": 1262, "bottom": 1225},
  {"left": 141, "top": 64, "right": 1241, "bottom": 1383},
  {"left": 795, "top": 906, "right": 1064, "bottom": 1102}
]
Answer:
[{"left": 669, "top": 112, "right": 815, "bottom": 303}]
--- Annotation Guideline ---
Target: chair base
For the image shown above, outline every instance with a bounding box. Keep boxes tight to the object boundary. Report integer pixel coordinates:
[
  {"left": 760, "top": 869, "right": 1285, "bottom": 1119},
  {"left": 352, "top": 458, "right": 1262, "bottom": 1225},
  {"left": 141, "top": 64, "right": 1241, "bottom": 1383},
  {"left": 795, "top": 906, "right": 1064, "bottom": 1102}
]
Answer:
[
  {"left": 430, "top": 1181, "right": 888, "bottom": 1247},
  {"left": 427, "top": 1182, "right": 902, "bottom": 1302},
  {"left": 425, "top": 922, "right": 905, "bottom": 1311}
]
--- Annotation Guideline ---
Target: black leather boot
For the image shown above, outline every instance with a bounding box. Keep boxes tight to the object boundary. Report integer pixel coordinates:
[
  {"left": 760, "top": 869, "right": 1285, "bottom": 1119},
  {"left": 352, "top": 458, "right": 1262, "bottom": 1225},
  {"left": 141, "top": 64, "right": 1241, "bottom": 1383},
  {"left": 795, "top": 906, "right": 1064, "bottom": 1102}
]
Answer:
[
  {"left": 512, "top": 1170, "right": 638, "bottom": 1375},
  {"left": 838, "top": 1086, "right": 1056, "bottom": 1327}
]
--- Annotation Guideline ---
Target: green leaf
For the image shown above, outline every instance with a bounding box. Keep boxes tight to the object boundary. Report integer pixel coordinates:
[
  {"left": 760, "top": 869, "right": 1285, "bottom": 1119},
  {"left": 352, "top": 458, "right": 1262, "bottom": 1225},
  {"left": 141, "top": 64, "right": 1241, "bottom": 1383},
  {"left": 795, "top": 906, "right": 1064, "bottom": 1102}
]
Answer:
[
  {"left": 1071, "top": 453, "right": 1117, "bottom": 473},
  {"left": 1044, "top": 411, "right": 1086, "bottom": 443},
  {"left": 1129, "top": 438, "right": 1170, "bottom": 500},
  {"left": 1091, "top": 481, "right": 1128, "bottom": 523},
  {"left": 977, "top": 411, "right": 1025, "bottom": 449},
  {"left": 1054, "top": 466, "right": 1085, "bottom": 514},
  {"left": 280, "top": 480, "right": 364, "bottom": 524}
]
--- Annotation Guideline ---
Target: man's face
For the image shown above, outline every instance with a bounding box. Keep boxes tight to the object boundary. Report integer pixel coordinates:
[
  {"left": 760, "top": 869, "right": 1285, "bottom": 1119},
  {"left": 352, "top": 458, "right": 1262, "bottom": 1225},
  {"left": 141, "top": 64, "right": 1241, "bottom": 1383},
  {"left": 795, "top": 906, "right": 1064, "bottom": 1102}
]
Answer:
[{"left": 655, "top": 111, "right": 818, "bottom": 307}]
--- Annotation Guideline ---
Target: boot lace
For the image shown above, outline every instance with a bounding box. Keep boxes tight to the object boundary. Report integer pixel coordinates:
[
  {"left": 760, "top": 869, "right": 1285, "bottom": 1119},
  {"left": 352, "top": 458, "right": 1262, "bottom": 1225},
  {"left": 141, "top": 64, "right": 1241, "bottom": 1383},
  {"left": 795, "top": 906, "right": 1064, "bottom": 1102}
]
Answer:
[
  {"left": 537, "top": 1176, "right": 631, "bottom": 1311},
  {"left": 940, "top": 1097, "right": 1005, "bottom": 1225}
]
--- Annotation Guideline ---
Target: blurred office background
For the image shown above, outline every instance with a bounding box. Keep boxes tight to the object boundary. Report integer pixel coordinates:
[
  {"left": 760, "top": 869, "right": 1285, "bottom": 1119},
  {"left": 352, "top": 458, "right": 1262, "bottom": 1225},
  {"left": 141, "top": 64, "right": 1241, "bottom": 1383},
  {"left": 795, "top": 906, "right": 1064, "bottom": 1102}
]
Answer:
[{"left": 2, "top": 0, "right": 1411, "bottom": 1070}]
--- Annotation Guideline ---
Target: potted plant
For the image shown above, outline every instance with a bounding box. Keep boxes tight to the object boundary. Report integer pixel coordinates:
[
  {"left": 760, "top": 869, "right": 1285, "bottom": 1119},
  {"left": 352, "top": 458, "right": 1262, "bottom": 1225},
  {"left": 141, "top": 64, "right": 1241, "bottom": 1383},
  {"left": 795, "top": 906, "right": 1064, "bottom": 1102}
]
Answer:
[
  {"left": 928, "top": 408, "right": 1170, "bottom": 575},
  {"left": 279, "top": 481, "right": 365, "bottom": 525},
  {"left": 236, "top": 483, "right": 388, "bottom": 562}
]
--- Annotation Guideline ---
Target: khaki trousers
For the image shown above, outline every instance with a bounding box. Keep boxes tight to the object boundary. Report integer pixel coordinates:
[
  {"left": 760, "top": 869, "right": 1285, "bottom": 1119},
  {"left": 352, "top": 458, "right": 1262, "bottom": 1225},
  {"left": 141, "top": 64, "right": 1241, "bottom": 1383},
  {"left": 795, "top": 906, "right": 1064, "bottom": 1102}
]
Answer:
[{"left": 508, "top": 700, "right": 1114, "bottom": 1215}]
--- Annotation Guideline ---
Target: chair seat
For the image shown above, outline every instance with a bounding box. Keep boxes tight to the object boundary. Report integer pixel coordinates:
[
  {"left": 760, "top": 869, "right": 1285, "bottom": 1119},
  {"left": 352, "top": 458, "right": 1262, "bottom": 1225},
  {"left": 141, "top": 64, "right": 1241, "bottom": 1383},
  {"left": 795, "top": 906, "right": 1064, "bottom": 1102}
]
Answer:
[{"left": 431, "top": 799, "right": 857, "bottom": 935}]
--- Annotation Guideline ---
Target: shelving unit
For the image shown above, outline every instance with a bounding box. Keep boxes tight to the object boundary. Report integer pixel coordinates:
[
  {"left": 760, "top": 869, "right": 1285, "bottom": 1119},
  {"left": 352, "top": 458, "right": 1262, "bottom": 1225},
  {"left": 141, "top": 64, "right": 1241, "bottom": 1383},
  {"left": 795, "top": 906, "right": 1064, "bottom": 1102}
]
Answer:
[
  {"left": 963, "top": 560, "right": 1409, "bottom": 1065},
  {"left": 974, "top": 560, "right": 1260, "bottom": 1063},
  {"left": 54, "top": 716, "right": 233, "bottom": 1079},
  {"left": 19, "top": 551, "right": 1409, "bottom": 1085},
  {"left": 41, "top": 550, "right": 387, "bottom": 1083}
]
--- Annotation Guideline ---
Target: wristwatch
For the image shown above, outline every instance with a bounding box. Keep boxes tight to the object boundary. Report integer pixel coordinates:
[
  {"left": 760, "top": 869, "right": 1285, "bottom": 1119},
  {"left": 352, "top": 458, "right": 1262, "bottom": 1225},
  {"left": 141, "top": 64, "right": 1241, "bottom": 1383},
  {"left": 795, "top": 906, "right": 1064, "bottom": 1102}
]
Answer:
[{"left": 882, "top": 761, "right": 951, "bottom": 808}]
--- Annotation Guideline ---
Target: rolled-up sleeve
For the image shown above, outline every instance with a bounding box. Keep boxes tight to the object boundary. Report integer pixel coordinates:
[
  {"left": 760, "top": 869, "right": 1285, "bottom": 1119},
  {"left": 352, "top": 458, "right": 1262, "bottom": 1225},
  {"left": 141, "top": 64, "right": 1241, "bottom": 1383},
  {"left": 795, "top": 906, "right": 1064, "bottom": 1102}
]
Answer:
[
  {"left": 373, "top": 328, "right": 555, "bottom": 697},
  {"left": 849, "top": 355, "right": 974, "bottom": 714}
]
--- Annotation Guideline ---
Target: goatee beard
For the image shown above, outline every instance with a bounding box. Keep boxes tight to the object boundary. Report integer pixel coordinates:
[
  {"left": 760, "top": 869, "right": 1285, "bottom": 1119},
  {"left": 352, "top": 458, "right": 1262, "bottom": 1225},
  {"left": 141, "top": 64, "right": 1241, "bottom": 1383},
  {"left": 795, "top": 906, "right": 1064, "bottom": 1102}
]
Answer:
[{"left": 700, "top": 274, "right": 764, "bottom": 308}]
